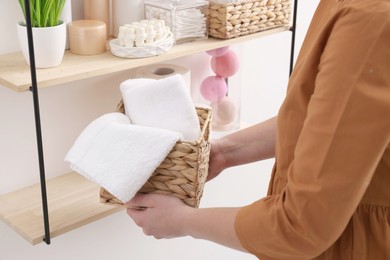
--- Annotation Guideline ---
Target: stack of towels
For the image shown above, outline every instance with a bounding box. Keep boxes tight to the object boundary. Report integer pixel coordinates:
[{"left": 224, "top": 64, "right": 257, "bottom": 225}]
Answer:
[{"left": 65, "top": 74, "right": 201, "bottom": 203}]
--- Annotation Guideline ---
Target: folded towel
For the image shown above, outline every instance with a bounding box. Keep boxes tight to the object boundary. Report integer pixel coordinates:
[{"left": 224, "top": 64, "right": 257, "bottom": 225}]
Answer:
[
  {"left": 65, "top": 113, "right": 182, "bottom": 203},
  {"left": 65, "top": 113, "right": 130, "bottom": 165},
  {"left": 120, "top": 74, "right": 201, "bottom": 141}
]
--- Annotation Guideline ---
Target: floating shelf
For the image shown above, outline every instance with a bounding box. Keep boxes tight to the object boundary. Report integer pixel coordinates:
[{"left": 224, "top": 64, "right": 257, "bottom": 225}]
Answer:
[
  {"left": 0, "top": 173, "right": 123, "bottom": 245},
  {"left": 0, "top": 26, "right": 291, "bottom": 245},
  {"left": 0, "top": 26, "right": 290, "bottom": 92}
]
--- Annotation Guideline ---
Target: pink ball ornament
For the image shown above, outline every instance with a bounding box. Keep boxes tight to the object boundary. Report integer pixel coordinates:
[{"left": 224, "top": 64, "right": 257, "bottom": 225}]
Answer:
[
  {"left": 211, "top": 50, "right": 240, "bottom": 78},
  {"left": 200, "top": 76, "right": 228, "bottom": 102},
  {"left": 206, "top": 46, "right": 230, "bottom": 57},
  {"left": 211, "top": 96, "right": 236, "bottom": 125}
]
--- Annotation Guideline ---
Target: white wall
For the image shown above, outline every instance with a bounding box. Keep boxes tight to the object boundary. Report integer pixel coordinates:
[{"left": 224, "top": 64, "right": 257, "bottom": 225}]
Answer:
[{"left": 0, "top": 0, "right": 319, "bottom": 259}]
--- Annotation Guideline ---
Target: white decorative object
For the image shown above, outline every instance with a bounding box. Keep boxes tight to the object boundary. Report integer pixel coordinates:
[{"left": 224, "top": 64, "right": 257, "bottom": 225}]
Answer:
[
  {"left": 17, "top": 21, "right": 66, "bottom": 68},
  {"left": 111, "top": 19, "right": 174, "bottom": 58},
  {"left": 112, "top": 0, "right": 145, "bottom": 37},
  {"left": 117, "top": 20, "right": 169, "bottom": 47},
  {"left": 135, "top": 27, "right": 147, "bottom": 47},
  {"left": 109, "top": 31, "right": 174, "bottom": 59}
]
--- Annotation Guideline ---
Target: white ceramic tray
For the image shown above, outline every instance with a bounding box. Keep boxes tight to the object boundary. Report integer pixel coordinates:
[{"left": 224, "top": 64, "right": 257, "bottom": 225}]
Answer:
[{"left": 109, "top": 33, "right": 174, "bottom": 59}]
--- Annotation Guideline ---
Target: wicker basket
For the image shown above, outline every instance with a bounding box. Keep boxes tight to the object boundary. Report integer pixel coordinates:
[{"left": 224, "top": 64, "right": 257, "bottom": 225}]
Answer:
[
  {"left": 208, "top": 0, "right": 291, "bottom": 39},
  {"left": 100, "top": 101, "right": 212, "bottom": 208}
]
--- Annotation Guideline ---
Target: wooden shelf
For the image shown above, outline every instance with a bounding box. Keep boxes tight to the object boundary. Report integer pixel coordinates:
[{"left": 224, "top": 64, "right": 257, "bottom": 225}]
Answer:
[
  {"left": 0, "top": 26, "right": 290, "bottom": 92},
  {"left": 0, "top": 172, "right": 123, "bottom": 245},
  {"left": 0, "top": 26, "right": 291, "bottom": 245}
]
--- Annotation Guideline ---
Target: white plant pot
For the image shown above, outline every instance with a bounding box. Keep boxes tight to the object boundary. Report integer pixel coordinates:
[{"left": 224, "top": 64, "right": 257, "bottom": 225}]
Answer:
[{"left": 17, "top": 21, "right": 66, "bottom": 68}]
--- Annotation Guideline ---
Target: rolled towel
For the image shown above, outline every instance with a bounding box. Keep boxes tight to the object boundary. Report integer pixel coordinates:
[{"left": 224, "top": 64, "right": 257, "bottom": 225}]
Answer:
[
  {"left": 120, "top": 74, "right": 201, "bottom": 141},
  {"left": 65, "top": 113, "right": 182, "bottom": 203}
]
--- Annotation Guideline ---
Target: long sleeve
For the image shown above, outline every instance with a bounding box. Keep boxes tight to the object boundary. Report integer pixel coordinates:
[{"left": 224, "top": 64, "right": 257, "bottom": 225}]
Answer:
[{"left": 235, "top": 2, "right": 390, "bottom": 259}]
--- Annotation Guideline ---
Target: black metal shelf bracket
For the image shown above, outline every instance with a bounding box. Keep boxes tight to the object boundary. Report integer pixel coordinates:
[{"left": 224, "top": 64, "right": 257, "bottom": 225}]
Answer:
[
  {"left": 24, "top": 0, "right": 51, "bottom": 245},
  {"left": 289, "top": 0, "right": 299, "bottom": 76}
]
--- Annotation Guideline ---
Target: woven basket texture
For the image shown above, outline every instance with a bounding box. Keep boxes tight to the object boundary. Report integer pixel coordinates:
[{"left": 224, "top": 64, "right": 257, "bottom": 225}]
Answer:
[
  {"left": 208, "top": 0, "right": 291, "bottom": 39},
  {"left": 100, "top": 101, "right": 212, "bottom": 208}
]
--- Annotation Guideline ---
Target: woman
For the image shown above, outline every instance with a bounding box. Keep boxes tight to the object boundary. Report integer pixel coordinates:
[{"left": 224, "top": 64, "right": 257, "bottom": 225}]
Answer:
[{"left": 126, "top": 0, "right": 390, "bottom": 258}]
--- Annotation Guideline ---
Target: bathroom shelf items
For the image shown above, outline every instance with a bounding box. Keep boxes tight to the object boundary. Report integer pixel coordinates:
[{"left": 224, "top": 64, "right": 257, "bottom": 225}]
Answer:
[
  {"left": 0, "top": 0, "right": 298, "bottom": 245},
  {"left": 0, "top": 26, "right": 290, "bottom": 92}
]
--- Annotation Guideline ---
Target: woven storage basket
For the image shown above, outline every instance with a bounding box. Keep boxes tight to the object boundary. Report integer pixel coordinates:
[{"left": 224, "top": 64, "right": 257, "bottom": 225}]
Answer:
[
  {"left": 100, "top": 100, "right": 212, "bottom": 208},
  {"left": 208, "top": 0, "right": 291, "bottom": 39}
]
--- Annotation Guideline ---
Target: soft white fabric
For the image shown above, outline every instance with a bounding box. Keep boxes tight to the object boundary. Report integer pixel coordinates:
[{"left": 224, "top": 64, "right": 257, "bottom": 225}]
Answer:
[
  {"left": 65, "top": 113, "right": 130, "bottom": 165},
  {"left": 120, "top": 74, "right": 201, "bottom": 141},
  {"left": 65, "top": 113, "right": 182, "bottom": 203}
]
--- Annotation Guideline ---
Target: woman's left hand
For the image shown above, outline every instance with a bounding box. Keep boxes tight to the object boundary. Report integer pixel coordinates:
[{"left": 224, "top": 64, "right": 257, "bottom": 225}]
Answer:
[{"left": 126, "top": 193, "right": 193, "bottom": 239}]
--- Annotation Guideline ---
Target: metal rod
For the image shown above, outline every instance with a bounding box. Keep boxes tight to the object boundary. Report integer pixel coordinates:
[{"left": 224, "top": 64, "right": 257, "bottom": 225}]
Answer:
[
  {"left": 289, "top": 0, "right": 298, "bottom": 76},
  {"left": 24, "top": 0, "right": 51, "bottom": 245}
]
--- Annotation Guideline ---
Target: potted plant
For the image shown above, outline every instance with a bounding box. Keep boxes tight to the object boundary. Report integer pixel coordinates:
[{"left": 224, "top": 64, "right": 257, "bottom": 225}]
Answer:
[{"left": 17, "top": 0, "right": 67, "bottom": 68}]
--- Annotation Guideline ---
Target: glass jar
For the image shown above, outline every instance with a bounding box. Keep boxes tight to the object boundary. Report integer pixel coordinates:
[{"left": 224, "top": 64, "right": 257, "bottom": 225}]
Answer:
[
  {"left": 144, "top": 0, "right": 209, "bottom": 44},
  {"left": 192, "top": 46, "right": 242, "bottom": 133}
]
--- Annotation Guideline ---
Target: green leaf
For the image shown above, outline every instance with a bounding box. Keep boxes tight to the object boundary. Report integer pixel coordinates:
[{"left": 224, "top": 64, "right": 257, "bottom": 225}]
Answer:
[
  {"left": 55, "top": 0, "right": 66, "bottom": 24},
  {"left": 18, "top": 0, "right": 26, "bottom": 20},
  {"left": 35, "top": 0, "right": 41, "bottom": 27},
  {"left": 42, "top": 0, "right": 54, "bottom": 27},
  {"left": 18, "top": 0, "right": 64, "bottom": 27}
]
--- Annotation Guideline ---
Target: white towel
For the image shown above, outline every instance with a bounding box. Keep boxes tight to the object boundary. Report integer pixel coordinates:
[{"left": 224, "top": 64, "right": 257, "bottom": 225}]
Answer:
[
  {"left": 120, "top": 74, "right": 201, "bottom": 141},
  {"left": 65, "top": 113, "right": 182, "bottom": 203},
  {"left": 65, "top": 113, "right": 130, "bottom": 165}
]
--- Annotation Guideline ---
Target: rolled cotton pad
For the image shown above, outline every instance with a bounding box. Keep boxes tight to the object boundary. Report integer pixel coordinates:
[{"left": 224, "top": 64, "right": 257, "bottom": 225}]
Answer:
[
  {"left": 211, "top": 96, "right": 236, "bottom": 125},
  {"left": 200, "top": 76, "right": 228, "bottom": 102},
  {"left": 211, "top": 50, "right": 240, "bottom": 78},
  {"left": 206, "top": 46, "right": 230, "bottom": 57}
]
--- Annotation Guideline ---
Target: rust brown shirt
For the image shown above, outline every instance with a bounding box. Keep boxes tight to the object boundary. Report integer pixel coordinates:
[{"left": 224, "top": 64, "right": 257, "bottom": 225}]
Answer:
[{"left": 235, "top": 0, "right": 390, "bottom": 259}]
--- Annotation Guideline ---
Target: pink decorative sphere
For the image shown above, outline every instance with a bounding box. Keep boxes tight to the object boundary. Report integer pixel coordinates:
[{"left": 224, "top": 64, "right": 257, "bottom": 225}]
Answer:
[
  {"left": 211, "top": 50, "right": 240, "bottom": 78},
  {"left": 211, "top": 96, "right": 236, "bottom": 125},
  {"left": 200, "top": 76, "right": 228, "bottom": 102},
  {"left": 206, "top": 46, "right": 230, "bottom": 57}
]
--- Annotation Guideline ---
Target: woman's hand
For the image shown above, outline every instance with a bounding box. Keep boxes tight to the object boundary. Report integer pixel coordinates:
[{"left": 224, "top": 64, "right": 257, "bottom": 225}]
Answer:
[
  {"left": 126, "top": 193, "right": 193, "bottom": 239},
  {"left": 126, "top": 193, "right": 245, "bottom": 252},
  {"left": 207, "top": 139, "right": 227, "bottom": 181}
]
